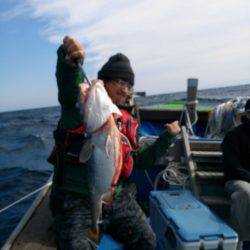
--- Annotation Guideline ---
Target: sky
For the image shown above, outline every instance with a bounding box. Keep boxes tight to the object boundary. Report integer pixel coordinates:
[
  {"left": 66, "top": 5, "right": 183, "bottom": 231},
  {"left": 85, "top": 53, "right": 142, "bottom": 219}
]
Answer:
[{"left": 0, "top": 0, "right": 250, "bottom": 112}]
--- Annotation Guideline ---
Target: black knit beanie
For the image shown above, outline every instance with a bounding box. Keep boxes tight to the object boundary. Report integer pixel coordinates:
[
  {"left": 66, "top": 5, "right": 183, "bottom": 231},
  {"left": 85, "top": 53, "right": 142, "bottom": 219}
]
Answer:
[{"left": 98, "top": 53, "right": 134, "bottom": 86}]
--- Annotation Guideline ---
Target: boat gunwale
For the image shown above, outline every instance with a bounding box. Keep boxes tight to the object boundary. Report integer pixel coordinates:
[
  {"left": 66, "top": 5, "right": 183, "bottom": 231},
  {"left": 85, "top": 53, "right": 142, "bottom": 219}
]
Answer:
[{"left": 1, "top": 175, "right": 53, "bottom": 250}]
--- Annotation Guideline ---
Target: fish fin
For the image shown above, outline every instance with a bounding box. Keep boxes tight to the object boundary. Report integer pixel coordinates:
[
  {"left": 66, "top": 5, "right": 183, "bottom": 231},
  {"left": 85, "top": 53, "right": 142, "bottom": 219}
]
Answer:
[
  {"left": 105, "top": 135, "right": 112, "bottom": 158},
  {"left": 79, "top": 139, "right": 93, "bottom": 163},
  {"left": 89, "top": 194, "right": 102, "bottom": 243}
]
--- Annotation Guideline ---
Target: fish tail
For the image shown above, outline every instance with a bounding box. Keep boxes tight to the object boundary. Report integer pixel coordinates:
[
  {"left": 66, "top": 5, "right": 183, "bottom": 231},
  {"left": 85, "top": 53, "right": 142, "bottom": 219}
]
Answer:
[
  {"left": 87, "top": 228, "right": 100, "bottom": 244},
  {"left": 90, "top": 194, "right": 102, "bottom": 241}
]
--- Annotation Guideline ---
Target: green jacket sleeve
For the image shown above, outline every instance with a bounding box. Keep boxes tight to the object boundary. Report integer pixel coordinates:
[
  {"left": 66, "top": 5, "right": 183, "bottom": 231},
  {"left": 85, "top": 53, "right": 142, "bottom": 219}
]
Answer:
[
  {"left": 56, "top": 45, "right": 84, "bottom": 109},
  {"left": 133, "top": 131, "right": 176, "bottom": 169},
  {"left": 56, "top": 45, "right": 85, "bottom": 130}
]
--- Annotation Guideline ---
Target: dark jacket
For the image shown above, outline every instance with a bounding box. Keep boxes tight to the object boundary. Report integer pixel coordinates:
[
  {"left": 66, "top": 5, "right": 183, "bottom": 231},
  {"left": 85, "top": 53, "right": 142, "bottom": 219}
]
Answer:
[{"left": 222, "top": 120, "right": 250, "bottom": 183}]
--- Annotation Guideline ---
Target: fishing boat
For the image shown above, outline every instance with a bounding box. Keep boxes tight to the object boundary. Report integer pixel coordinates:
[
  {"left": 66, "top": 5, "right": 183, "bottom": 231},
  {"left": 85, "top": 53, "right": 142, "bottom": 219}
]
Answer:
[{"left": 1, "top": 79, "right": 243, "bottom": 250}]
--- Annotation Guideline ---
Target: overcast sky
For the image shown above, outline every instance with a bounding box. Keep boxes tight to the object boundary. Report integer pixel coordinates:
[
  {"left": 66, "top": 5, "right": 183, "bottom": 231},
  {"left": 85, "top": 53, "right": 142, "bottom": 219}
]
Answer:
[{"left": 0, "top": 0, "right": 250, "bottom": 112}]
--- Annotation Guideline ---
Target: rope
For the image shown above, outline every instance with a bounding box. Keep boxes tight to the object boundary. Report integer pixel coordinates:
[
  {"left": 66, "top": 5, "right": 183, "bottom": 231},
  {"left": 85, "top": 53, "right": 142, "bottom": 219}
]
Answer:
[
  {"left": 0, "top": 181, "right": 52, "bottom": 214},
  {"left": 154, "top": 162, "right": 189, "bottom": 190}
]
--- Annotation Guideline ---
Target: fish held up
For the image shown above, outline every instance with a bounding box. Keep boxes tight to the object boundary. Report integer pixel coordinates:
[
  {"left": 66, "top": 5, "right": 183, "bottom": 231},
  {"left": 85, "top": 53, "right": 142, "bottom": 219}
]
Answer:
[{"left": 78, "top": 80, "right": 124, "bottom": 241}]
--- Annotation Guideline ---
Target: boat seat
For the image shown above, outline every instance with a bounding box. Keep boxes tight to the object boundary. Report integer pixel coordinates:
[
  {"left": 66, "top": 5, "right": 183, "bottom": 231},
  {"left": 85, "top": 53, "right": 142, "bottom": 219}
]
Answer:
[
  {"left": 192, "top": 151, "right": 222, "bottom": 158},
  {"left": 196, "top": 171, "right": 224, "bottom": 180}
]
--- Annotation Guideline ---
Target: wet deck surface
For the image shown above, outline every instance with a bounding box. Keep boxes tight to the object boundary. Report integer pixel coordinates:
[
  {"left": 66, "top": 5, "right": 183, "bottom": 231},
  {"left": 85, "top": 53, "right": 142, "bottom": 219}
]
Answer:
[{"left": 10, "top": 190, "right": 56, "bottom": 250}]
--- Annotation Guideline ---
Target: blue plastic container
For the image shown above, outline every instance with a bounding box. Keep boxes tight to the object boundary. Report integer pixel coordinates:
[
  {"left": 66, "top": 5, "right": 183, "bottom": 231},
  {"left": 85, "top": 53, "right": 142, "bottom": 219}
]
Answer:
[
  {"left": 150, "top": 190, "right": 238, "bottom": 250},
  {"left": 98, "top": 234, "right": 123, "bottom": 250}
]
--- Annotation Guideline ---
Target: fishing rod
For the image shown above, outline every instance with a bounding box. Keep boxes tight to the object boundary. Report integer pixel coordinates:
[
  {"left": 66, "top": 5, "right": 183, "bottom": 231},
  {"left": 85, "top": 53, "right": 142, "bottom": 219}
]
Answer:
[{"left": 76, "top": 60, "right": 92, "bottom": 86}]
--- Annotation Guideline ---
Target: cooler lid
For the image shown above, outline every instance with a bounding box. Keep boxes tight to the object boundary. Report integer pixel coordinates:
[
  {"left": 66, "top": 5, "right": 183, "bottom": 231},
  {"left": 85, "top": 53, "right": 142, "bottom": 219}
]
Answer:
[{"left": 150, "top": 190, "right": 238, "bottom": 242}]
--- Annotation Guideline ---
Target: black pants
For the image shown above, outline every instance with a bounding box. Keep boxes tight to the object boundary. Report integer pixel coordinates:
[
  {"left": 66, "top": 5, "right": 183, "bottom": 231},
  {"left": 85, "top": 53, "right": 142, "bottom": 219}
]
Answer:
[{"left": 50, "top": 184, "right": 156, "bottom": 250}]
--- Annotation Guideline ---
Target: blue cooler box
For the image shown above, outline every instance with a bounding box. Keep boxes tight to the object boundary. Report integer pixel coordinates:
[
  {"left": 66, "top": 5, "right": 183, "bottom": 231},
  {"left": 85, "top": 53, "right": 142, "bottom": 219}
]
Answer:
[
  {"left": 150, "top": 190, "right": 238, "bottom": 250},
  {"left": 98, "top": 234, "right": 123, "bottom": 250}
]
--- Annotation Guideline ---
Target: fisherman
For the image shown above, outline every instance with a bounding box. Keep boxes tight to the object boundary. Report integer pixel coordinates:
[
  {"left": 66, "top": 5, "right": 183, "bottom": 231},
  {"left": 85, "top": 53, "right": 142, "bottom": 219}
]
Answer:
[
  {"left": 48, "top": 36, "right": 180, "bottom": 250},
  {"left": 222, "top": 99, "right": 250, "bottom": 248}
]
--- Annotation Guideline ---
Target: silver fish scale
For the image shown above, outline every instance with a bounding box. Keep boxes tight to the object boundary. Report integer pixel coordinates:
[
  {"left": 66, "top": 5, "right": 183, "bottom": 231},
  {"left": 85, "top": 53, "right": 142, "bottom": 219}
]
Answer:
[{"left": 88, "top": 133, "right": 116, "bottom": 195}]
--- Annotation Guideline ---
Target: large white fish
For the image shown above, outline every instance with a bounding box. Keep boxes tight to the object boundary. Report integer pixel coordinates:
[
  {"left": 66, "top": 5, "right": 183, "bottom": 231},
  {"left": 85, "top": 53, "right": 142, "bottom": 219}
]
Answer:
[{"left": 78, "top": 80, "right": 124, "bottom": 239}]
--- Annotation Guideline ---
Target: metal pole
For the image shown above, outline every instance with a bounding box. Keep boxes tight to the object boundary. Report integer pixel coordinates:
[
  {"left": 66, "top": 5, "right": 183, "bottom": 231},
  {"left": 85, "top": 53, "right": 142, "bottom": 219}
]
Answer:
[{"left": 186, "top": 78, "right": 198, "bottom": 125}]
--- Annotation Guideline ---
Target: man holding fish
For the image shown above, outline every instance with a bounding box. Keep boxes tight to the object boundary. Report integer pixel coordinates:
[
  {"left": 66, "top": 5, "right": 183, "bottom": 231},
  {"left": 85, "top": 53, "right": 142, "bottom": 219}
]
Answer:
[{"left": 49, "top": 36, "right": 180, "bottom": 250}]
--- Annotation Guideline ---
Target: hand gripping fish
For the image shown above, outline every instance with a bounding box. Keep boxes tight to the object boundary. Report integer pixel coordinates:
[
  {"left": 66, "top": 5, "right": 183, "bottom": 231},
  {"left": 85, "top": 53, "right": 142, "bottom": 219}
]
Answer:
[{"left": 78, "top": 80, "right": 124, "bottom": 242}]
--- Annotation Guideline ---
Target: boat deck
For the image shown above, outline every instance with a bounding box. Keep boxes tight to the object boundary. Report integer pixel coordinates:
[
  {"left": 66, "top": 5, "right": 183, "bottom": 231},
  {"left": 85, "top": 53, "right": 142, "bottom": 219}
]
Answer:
[{"left": 7, "top": 190, "right": 56, "bottom": 250}]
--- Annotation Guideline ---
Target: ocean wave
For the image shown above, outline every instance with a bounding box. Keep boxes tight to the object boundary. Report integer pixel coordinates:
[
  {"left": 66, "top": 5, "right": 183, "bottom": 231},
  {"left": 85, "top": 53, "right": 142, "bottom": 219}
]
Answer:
[
  {"left": 0, "top": 149, "right": 53, "bottom": 170},
  {"left": 15, "top": 115, "right": 31, "bottom": 120},
  {"left": 0, "top": 167, "right": 52, "bottom": 201},
  {"left": 0, "top": 146, "right": 7, "bottom": 153},
  {"left": 15, "top": 134, "right": 48, "bottom": 151},
  {"left": 0, "top": 136, "right": 53, "bottom": 172},
  {"left": 0, "top": 167, "right": 51, "bottom": 204},
  {"left": 0, "top": 121, "right": 38, "bottom": 133},
  {"left": 0, "top": 166, "right": 51, "bottom": 178},
  {"left": 38, "top": 118, "right": 51, "bottom": 124},
  {"left": 19, "top": 134, "right": 45, "bottom": 144},
  {"left": 0, "top": 134, "right": 47, "bottom": 154}
]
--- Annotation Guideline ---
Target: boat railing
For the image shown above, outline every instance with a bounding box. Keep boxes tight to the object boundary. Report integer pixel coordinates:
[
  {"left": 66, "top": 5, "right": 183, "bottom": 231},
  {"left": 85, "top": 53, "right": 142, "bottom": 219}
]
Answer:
[
  {"left": 1, "top": 176, "right": 53, "bottom": 250},
  {"left": 0, "top": 179, "right": 52, "bottom": 215}
]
